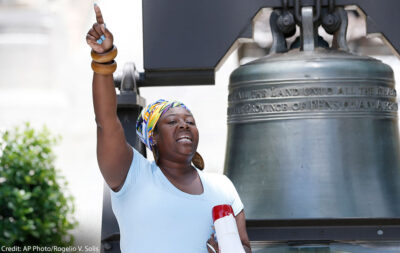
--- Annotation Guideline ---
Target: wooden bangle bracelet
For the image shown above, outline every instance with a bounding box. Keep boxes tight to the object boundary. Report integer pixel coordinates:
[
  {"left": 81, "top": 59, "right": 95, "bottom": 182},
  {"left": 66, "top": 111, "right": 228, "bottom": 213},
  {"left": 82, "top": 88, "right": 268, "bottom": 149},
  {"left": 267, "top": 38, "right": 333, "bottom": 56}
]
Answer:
[
  {"left": 91, "top": 45, "right": 118, "bottom": 63},
  {"left": 91, "top": 60, "right": 117, "bottom": 75}
]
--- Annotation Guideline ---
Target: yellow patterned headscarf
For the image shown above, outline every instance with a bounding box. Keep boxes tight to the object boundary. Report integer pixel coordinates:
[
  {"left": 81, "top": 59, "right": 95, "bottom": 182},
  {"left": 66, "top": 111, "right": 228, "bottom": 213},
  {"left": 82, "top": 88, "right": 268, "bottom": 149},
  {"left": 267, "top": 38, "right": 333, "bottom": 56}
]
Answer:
[{"left": 136, "top": 99, "right": 191, "bottom": 150}]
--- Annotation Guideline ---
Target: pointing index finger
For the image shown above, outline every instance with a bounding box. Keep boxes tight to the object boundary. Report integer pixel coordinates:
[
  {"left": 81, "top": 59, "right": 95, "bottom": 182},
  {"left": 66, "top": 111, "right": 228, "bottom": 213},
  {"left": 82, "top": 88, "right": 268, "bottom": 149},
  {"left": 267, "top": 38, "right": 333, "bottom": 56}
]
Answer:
[{"left": 94, "top": 4, "right": 104, "bottom": 24}]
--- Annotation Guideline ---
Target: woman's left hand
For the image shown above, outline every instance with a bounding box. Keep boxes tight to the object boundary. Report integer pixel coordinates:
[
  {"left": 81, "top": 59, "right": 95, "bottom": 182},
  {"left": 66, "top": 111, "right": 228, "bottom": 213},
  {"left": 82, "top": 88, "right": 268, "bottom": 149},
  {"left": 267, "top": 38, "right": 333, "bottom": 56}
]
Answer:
[{"left": 206, "top": 234, "right": 219, "bottom": 253}]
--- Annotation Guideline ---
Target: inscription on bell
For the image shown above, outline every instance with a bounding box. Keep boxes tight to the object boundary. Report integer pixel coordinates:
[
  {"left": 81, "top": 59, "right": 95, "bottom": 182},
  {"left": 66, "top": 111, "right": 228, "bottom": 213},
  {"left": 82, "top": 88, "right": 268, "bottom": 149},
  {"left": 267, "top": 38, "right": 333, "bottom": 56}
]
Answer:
[
  {"left": 228, "top": 99, "right": 398, "bottom": 116},
  {"left": 228, "top": 86, "right": 397, "bottom": 101}
]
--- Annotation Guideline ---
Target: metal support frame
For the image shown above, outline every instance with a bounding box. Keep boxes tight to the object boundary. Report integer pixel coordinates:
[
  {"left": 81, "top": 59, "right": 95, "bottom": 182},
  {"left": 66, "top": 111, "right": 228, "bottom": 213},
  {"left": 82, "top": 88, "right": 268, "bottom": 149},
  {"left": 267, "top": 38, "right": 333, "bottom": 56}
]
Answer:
[
  {"left": 142, "top": 0, "right": 400, "bottom": 86},
  {"left": 247, "top": 219, "right": 400, "bottom": 241}
]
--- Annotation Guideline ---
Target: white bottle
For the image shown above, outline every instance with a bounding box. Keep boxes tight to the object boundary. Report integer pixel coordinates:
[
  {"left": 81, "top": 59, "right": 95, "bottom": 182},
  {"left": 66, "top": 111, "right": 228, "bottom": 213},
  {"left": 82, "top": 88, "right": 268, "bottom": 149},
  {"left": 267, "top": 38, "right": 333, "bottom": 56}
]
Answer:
[{"left": 212, "top": 204, "right": 245, "bottom": 253}]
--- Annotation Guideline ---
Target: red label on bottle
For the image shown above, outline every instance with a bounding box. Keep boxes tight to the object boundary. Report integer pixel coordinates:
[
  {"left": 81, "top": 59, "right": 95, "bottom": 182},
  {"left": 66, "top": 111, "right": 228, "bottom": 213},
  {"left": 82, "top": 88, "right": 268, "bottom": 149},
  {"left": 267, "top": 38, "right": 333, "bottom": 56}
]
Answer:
[{"left": 212, "top": 204, "right": 234, "bottom": 222}]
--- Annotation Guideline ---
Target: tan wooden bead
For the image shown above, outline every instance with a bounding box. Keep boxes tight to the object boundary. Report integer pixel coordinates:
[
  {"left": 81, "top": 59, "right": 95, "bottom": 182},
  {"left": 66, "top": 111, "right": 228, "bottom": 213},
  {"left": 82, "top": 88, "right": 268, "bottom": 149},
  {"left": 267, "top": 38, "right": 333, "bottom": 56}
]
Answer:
[
  {"left": 91, "top": 60, "right": 117, "bottom": 75},
  {"left": 91, "top": 45, "right": 118, "bottom": 63}
]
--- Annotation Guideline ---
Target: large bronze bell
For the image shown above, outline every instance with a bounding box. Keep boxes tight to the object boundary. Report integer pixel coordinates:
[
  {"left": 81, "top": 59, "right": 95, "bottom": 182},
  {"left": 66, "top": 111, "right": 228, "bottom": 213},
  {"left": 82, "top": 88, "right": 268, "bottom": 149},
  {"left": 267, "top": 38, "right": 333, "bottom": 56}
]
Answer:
[{"left": 224, "top": 6, "right": 400, "bottom": 220}]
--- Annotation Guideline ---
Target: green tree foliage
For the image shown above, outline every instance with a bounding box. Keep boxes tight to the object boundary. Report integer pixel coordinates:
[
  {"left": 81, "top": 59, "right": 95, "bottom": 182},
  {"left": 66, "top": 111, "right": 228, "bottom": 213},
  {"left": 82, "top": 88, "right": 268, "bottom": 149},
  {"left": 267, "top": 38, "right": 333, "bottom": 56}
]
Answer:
[{"left": 0, "top": 123, "right": 77, "bottom": 246}]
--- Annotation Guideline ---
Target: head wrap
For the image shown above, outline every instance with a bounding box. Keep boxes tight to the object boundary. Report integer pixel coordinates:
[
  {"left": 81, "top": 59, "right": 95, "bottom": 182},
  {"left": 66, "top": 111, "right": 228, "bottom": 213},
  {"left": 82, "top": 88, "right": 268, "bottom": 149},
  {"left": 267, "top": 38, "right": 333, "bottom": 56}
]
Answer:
[
  {"left": 136, "top": 99, "right": 191, "bottom": 150},
  {"left": 136, "top": 99, "right": 204, "bottom": 169}
]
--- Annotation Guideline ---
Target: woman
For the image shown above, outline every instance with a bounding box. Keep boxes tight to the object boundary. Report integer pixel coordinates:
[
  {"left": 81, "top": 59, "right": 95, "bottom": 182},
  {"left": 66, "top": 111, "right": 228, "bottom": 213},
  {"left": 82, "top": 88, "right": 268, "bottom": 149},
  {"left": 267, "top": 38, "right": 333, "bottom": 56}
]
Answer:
[{"left": 86, "top": 4, "right": 251, "bottom": 253}]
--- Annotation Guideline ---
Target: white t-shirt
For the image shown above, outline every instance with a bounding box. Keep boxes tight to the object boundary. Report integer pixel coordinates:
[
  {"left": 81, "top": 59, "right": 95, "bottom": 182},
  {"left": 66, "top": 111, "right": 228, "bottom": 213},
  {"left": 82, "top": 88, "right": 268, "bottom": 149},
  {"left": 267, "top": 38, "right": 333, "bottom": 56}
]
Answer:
[{"left": 110, "top": 148, "right": 244, "bottom": 253}]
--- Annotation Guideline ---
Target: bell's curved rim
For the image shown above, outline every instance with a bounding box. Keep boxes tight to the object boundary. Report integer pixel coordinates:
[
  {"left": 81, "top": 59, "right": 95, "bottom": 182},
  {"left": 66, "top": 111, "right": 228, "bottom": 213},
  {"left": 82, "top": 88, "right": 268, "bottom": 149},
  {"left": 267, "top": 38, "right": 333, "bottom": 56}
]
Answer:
[{"left": 230, "top": 48, "right": 394, "bottom": 86}]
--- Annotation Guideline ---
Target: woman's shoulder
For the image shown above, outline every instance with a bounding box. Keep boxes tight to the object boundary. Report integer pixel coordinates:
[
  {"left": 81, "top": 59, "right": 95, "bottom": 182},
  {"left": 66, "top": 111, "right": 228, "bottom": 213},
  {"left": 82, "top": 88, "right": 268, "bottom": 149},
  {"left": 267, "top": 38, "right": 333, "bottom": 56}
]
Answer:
[
  {"left": 200, "top": 171, "right": 234, "bottom": 190},
  {"left": 114, "top": 147, "right": 156, "bottom": 195},
  {"left": 200, "top": 170, "right": 225, "bottom": 181}
]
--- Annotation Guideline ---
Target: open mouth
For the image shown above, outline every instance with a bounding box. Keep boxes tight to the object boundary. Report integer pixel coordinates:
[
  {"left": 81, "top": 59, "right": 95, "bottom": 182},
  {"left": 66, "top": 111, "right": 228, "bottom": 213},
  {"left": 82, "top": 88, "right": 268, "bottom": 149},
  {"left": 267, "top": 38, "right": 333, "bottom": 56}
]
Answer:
[{"left": 176, "top": 135, "right": 193, "bottom": 143}]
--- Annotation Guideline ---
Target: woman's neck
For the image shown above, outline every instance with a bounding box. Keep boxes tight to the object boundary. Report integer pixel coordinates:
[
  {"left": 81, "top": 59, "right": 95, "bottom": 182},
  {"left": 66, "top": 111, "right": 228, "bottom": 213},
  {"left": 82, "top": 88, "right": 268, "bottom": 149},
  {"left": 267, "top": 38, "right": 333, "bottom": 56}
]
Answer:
[
  {"left": 158, "top": 158, "right": 203, "bottom": 195},
  {"left": 158, "top": 158, "right": 193, "bottom": 176}
]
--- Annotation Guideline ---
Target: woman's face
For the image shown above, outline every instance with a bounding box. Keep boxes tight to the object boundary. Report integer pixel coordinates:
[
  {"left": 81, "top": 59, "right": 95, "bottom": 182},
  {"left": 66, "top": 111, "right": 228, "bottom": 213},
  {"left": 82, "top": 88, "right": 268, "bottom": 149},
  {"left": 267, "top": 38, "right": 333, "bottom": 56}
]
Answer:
[{"left": 154, "top": 107, "right": 199, "bottom": 162}]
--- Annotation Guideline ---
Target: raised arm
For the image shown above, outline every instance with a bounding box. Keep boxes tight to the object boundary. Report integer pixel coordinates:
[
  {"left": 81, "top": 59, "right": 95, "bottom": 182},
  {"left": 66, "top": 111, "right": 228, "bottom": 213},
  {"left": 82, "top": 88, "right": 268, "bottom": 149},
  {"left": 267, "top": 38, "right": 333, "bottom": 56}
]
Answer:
[{"left": 86, "top": 4, "right": 133, "bottom": 191}]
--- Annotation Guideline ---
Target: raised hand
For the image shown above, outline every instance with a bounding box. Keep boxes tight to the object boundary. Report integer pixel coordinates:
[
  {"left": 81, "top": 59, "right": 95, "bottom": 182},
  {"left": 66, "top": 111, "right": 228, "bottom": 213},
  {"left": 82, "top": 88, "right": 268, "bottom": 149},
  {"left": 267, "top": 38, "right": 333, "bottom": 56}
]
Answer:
[{"left": 86, "top": 4, "right": 114, "bottom": 53}]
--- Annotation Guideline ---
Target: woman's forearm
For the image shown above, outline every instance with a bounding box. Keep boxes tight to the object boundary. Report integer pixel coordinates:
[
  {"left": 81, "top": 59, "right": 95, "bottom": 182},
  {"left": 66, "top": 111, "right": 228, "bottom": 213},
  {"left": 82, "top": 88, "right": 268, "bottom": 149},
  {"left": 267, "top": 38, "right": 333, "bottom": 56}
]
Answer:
[
  {"left": 243, "top": 244, "right": 252, "bottom": 253},
  {"left": 92, "top": 72, "right": 118, "bottom": 127},
  {"left": 87, "top": 5, "right": 133, "bottom": 190}
]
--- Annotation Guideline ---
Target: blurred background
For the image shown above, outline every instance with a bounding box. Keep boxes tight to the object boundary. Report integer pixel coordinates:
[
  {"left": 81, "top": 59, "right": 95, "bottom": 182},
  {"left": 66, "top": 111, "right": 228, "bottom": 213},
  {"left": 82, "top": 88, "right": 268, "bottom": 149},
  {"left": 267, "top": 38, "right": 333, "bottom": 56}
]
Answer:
[{"left": 0, "top": 0, "right": 399, "bottom": 248}]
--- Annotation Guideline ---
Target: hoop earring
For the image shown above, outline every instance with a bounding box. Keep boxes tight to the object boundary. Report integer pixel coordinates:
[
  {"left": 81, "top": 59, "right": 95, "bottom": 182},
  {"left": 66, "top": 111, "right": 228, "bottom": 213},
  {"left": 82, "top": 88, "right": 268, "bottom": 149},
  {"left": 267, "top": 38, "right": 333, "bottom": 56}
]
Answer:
[{"left": 192, "top": 152, "right": 204, "bottom": 170}]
